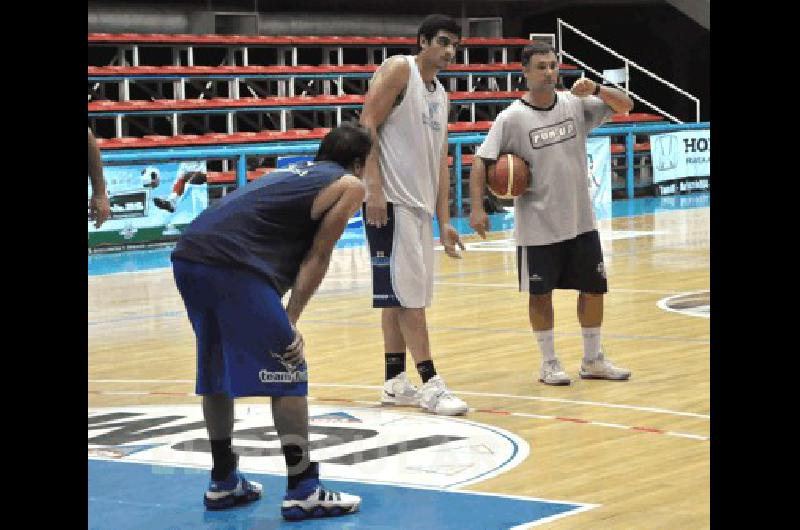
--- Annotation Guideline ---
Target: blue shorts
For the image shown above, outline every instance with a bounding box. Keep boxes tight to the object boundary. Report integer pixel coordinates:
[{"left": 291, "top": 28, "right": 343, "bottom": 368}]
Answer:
[{"left": 172, "top": 258, "right": 308, "bottom": 398}]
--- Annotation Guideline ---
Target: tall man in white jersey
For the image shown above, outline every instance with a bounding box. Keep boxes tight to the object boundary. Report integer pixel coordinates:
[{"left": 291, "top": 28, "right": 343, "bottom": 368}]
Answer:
[
  {"left": 360, "top": 14, "right": 468, "bottom": 415},
  {"left": 469, "top": 42, "right": 635, "bottom": 385}
]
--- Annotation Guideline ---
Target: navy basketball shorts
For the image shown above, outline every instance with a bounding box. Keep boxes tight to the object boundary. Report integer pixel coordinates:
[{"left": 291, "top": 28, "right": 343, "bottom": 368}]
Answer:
[
  {"left": 362, "top": 202, "right": 434, "bottom": 309},
  {"left": 517, "top": 230, "right": 608, "bottom": 295},
  {"left": 172, "top": 258, "right": 308, "bottom": 398}
]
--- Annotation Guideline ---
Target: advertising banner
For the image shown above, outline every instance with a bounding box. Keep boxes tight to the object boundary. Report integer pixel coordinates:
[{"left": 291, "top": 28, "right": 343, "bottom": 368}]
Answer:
[
  {"left": 586, "top": 136, "right": 612, "bottom": 219},
  {"left": 650, "top": 129, "right": 710, "bottom": 194},
  {"left": 88, "top": 161, "right": 208, "bottom": 247}
]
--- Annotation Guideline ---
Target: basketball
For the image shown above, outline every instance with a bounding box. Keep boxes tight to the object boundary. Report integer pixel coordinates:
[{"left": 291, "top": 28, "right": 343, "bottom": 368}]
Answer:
[{"left": 487, "top": 153, "right": 530, "bottom": 198}]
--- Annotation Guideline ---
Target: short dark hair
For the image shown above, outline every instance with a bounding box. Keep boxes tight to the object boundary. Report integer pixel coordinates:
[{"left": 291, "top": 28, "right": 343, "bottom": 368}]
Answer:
[
  {"left": 521, "top": 41, "right": 557, "bottom": 67},
  {"left": 315, "top": 122, "right": 372, "bottom": 170},
  {"left": 417, "top": 14, "right": 462, "bottom": 48}
]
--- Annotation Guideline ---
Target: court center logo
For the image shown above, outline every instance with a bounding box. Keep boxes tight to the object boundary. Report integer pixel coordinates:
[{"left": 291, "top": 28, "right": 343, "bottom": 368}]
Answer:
[
  {"left": 88, "top": 404, "right": 528, "bottom": 489},
  {"left": 657, "top": 290, "right": 709, "bottom": 318}
]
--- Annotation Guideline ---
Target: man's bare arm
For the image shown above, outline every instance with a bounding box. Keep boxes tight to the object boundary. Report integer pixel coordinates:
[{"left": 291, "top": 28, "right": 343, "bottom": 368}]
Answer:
[
  {"left": 285, "top": 178, "right": 365, "bottom": 324},
  {"left": 359, "top": 57, "right": 409, "bottom": 227}
]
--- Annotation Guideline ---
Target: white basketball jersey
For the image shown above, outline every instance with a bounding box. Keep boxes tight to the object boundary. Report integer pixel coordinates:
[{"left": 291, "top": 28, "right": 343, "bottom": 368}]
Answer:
[{"left": 371, "top": 55, "right": 448, "bottom": 216}]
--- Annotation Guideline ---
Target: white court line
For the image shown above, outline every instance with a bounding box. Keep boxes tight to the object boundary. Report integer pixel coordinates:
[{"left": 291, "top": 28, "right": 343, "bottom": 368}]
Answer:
[
  {"left": 87, "top": 390, "right": 708, "bottom": 442},
  {"left": 89, "top": 455, "right": 601, "bottom": 519},
  {"left": 510, "top": 503, "right": 599, "bottom": 529},
  {"left": 434, "top": 282, "right": 687, "bottom": 294},
  {"left": 89, "top": 273, "right": 689, "bottom": 297},
  {"left": 87, "top": 380, "right": 709, "bottom": 420}
]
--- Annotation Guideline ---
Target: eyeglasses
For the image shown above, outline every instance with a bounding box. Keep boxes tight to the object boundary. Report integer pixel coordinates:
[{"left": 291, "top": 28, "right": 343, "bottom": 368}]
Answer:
[{"left": 434, "top": 35, "right": 461, "bottom": 50}]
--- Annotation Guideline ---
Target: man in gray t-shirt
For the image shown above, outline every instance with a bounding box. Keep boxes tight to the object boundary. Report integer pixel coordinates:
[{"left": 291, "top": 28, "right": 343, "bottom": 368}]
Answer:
[{"left": 469, "top": 42, "right": 634, "bottom": 386}]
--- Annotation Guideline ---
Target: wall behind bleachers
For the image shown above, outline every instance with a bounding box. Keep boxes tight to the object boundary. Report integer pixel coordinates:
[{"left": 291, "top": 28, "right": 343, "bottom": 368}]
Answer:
[
  {"left": 89, "top": 3, "right": 422, "bottom": 37},
  {"left": 89, "top": 0, "right": 661, "bottom": 38}
]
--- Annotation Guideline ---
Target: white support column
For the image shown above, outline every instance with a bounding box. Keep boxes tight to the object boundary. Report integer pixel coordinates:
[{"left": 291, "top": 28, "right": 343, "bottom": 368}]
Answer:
[
  {"left": 289, "top": 77, "right": 295, "bottom": 97},
  {"left": 336, "top": 106, "right": 342, "bottom": 126},
  {"left": 226, "top": 48, "right": 235, "bottom": 66},
  {"left": 338, "top": 46, "right": 343, "bottom": 66},
  {"left": 502, "top": 48, "right": 508, "bottom": 64},
  {"left": 383, "top": 47, "right": 387, "bottom": 62},
  {"left": 176, "top": 78, "right": 185, "bottom": 100},
  {"left": 243, "top": 46, "right": 249, "bottom": 66},
  {"left": 470, "top": 102, "right": 475, "bottom": 123},
  {"left": 227, "top": 112, "right": 234, "bottom": 134},
  {"left": 115, "top": 115, "right": 123, "bottom": 138},
  {"left": 292, "top": 47, "right": 298, "bottom": 66},
  {"left": 132, "top": 45, "right": 139, "bottom": 66},
  {"left": 338, "top": 76, "right": 344, "bottom": 96},
  {"left": 280, "top": 109, "right": 287, "bottom": 131},
  {"left": 187, "top": 46, "right": 194, "bottom": 66},
  {"left": 464, "top": 48, "right": 470, "bottom": 66},
  {"left": 468, "top": 73, "right": 473, "bottom": 92},
  {"left": 172, "top": 113, "right": 179, "bottom": 135},
  {"left": 230, "top": 77, "right": 240, "bottom": 99},
  {"left": 507, "top": 73, "right": 512, "bottom": 91},
  {"left": 121, "top": 79, "right": 130, "bottom": 101}
]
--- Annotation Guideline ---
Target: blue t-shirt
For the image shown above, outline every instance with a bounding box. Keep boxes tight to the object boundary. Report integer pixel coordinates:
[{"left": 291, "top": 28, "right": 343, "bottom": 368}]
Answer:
[{"left": 172, "top": 161, "right": 346, "bottom": 295}]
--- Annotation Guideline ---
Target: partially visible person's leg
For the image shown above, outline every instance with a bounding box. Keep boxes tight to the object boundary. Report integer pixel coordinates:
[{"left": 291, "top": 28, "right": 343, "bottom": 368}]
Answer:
[
  {"left": 363, "top": 202, "right": 421, "bottom": 407},
  {"left": 564, "top": 231, "right": 630, "bottom": 380},
  {"left": 393, "top": 207, "right": 467, "bottom": 415},
  {"left": 172, "top": 259, "right": 263, "bottom": 510},
  {"left": 272, "top": 396, "right": 361, "bottom": 520},
  {"left": 519, "top": 245, "right": 570, "bottom": 386}
]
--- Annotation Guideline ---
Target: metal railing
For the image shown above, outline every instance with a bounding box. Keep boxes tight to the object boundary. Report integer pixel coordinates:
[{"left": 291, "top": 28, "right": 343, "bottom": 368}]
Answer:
[
  {"left": 101, "top": 121, "right": 709, "bottom": 216},
  {"left": 557, "top": 18, "right": 700, "bottom": 123}
]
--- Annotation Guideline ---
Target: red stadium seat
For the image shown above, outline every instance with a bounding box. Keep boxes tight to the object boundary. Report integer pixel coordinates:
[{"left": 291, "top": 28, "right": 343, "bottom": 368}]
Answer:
[{"left": 610, "top": 142, "right": 651, "bottom": 154}]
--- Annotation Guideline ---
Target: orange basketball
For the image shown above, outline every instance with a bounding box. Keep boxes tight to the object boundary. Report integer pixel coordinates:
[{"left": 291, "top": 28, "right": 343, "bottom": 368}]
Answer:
[{"left": 487, "top": 153, "right": 530, "bottom": 198}]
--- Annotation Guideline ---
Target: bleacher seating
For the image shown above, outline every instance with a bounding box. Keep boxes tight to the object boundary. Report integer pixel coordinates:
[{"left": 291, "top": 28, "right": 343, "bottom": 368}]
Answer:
[
  {"left": 89, "top": 32, "right": 669, "bottom": 198},
  {"left": 95, "top": 114, "right": 663, "bottom": 151}
]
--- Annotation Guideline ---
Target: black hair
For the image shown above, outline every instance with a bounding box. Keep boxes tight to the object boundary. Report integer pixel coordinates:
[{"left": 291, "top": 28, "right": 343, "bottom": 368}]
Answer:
[
  {"left": 416, "top": 14, "right": 462, "bottom": 49},
  {"left": 521, "top": 41, "right": 557, "bottom": 67},
  {"left": 314, "top": 122, "right": 372, "bottom": 170}
]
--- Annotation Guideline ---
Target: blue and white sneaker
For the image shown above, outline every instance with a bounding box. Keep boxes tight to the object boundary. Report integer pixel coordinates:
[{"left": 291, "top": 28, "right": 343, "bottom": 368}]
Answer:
[
  {"left": 281, "top": 464, "right": 360, "bottom": 520},
  {"left": 203, "top": 468, "right": 263, "bottom": 510}
]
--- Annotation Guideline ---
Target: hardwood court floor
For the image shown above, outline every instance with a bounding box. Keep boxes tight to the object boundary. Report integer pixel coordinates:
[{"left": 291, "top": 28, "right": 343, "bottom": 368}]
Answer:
[{"left": 88, "top": 207, "right": 710, "bottom": 529}]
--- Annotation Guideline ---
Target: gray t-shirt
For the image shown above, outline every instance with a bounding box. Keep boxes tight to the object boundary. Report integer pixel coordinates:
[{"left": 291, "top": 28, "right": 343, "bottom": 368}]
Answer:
[{"left": 476, "top": 92, "right": 613, "bottom": 246}]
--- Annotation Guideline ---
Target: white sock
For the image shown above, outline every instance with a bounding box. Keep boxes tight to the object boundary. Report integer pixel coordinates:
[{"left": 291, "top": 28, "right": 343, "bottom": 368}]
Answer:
[
  {"left": 535, "top": 329, "right": 556, "bottom": 363},
  {"left": 582, "top": 327, "right": 602, "bottom": 362}
]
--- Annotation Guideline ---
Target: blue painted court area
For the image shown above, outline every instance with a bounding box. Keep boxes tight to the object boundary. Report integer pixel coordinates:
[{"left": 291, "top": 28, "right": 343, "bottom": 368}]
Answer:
[
  {"left": 88, "top": 193, "right": 708, "bottom": 277},
  {"left": 89, "top": 460, "right": 585, "bottom": 530}
]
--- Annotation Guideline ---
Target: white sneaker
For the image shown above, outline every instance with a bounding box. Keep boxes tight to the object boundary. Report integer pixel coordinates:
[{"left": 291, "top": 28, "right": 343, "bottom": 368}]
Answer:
[
  {"left": 282, "top": 478, "right": 360, "bottom": 520},
  {"left": 539, "top": 358, "right": 571, "bottom": 386},
  {"left": 579, "top": 353, "right": 631, "bottom": 380},
  {"left": 419, "top": 375, "right": 468, "bottom": 416},
  {"left": 381, "top": 372, "right": 421, "bottom": 406}
]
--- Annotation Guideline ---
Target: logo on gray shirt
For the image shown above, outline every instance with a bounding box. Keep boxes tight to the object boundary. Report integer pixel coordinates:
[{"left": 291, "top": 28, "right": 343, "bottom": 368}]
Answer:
[{"left": 528, "top": 119, "right": 577, "bottom": 149}]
